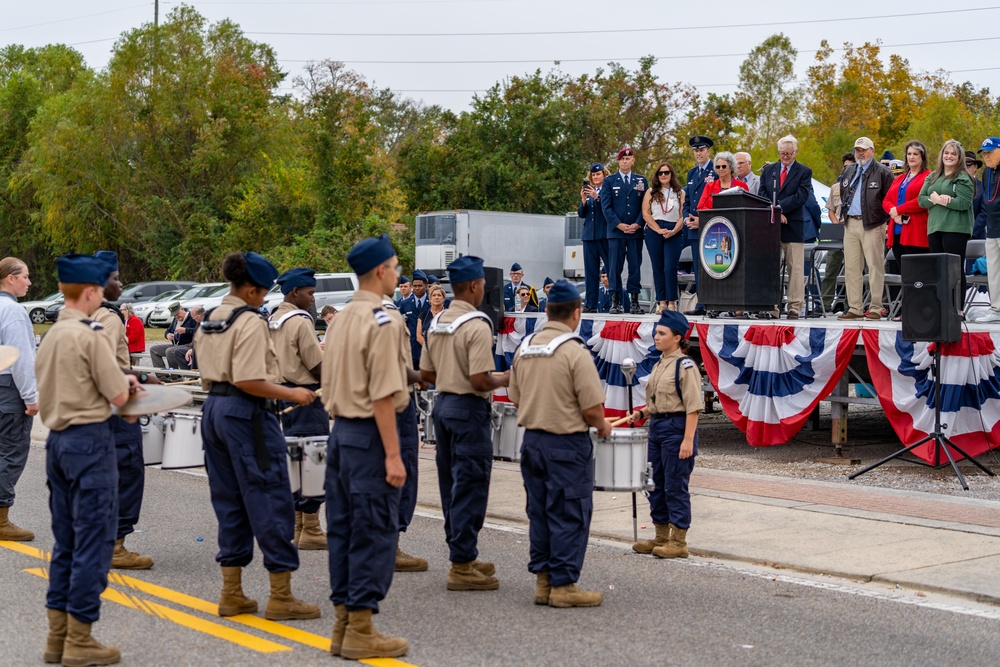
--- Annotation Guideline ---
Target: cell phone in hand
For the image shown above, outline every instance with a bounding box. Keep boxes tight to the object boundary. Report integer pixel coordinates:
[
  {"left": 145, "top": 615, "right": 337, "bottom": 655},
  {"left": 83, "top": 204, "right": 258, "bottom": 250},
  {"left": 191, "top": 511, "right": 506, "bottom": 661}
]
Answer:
[
  {"left": 901, "top": 215, "right": 910, "bottom": 225},
  {"left": 583, "top": 180, "right": 591, "bottom": 189}
]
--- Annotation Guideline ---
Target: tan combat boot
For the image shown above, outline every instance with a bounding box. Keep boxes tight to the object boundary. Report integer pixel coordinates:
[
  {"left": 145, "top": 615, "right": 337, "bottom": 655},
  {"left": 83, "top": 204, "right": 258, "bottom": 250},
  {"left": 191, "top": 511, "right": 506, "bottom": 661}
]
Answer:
[
  {"left": 44, "top": 608, "right": 67, "bottom": 664},
  {"left": 548, "top": 584, "right": 603, "bottom": 608},
  {"left": 447, "top": 561, "right": 499, "bottom": 591},
  {"left": 297, "top": 512, "right": 326, "bottom": 551},
  {"left": 470, "top": 560, "right": 496, "bottom": 576},
  {"left": 395, "top": 545, "right": 428, "bottom": 572},
  {"left": 293, "top": 511, "right": 303, "bottom": 545},
  {"left": 534, "top": 572, "right": 551, "bottom": 605},
  {"left": 218, "top": 566, "right": 258, "bottom": 617},
  {"left": 61, "top": 615, "right": 120, "bottom": 667},
  {"left": 0, "top": 506, "right": 34, "bottom": 541},
  {"left": 632, "top": 523, "right": 669, "bottom": 554},
  {"left": 264, "top": 571, "right": 321, "bottom": 620},
  {"left": 340, "top": 608, "right": 408, "bottom": 660},
  {"left": 329, "top": 603, "right": 348, "bottom": 656},
  {"left": 111, "top": 538, "right": 153, "bottom": 570},
  {"left": 652, "top": 524, "right": 689, "bottom": 559}
]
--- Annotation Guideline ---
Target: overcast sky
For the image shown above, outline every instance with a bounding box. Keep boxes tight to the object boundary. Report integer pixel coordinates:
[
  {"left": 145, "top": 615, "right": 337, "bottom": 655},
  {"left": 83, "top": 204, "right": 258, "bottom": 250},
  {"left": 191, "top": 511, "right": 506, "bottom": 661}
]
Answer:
[{"left": 5, "top": 0, "right": 1000, "bottom": 112}]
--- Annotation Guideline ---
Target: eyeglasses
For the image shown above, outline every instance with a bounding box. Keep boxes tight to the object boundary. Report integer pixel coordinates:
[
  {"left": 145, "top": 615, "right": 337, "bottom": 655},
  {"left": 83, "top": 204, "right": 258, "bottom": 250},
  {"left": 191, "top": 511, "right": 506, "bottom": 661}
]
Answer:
[
  {"left": 779, "top": 151, "right": 796, "bottom": 158},
  {"left": 966, "top": 161, "right": 978, "bottom": 167},
  {"left": 656, "top": 170, "right": 671, "bottom": 176},
  {"left": 715, "top": 164, "right": 729, "bottom": 170}
]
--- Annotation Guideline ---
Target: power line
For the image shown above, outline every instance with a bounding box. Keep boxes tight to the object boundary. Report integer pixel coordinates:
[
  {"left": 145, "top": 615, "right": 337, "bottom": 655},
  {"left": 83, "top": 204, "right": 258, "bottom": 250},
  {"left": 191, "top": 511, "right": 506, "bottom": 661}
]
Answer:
[
  {"left": 175, "top": 0, "right": 508, "bottom": 4},
  {"left": 0, "top": 3, "right": 149, "bottom": 34},
  {"left": 247, "top": 6, "right": 1000, "bottom": 38}
]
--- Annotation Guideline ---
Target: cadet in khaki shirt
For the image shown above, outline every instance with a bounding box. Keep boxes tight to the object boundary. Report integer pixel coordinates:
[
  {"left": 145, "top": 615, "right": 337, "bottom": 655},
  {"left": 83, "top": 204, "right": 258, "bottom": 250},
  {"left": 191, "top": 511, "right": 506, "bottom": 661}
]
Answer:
[
  {"left": 270, "top": 268, "right": 328, "bottom": 551},
  {"left": 508, "top": 280, "right": 612, "bottom": 609},
  {"left": 419, "top": 256, "right": 508, "bottom": 592},
  {"left": 321, "top": 235, "right": 409, "bottom": 661},
  {"left": 628, "top": 311, "right": 703, "bottom": 560},
  {"left": 37, "top": 254, "right": 136, "bottom": 666},
  {"left": 195, "top": 252, "right": 320, "bottom": 625},
  {"left": 92, "top": 251, "right": 156, "bottom": 570}
]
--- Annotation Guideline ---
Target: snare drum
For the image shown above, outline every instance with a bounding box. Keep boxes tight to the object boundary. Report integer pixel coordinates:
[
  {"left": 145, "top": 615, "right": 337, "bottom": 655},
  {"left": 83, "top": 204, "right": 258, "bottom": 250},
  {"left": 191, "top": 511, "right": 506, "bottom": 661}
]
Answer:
[
  {"left": 139, "top": 413, "right": 166, "bottom": 466},
  {"left": 286, "top": 438, "right": 302, "bottom": 495},
  {"left": 416, "top": 390, "right": 437, "bottom": 444},
  {"left": 162, "top": 409, "right": 205, "bottom": 469},
  {"left": 491, "top": 402, "right": 523, "bottom": 461},
  {"left": 591, "top": 427, "right": 651, "bottom": 492}
]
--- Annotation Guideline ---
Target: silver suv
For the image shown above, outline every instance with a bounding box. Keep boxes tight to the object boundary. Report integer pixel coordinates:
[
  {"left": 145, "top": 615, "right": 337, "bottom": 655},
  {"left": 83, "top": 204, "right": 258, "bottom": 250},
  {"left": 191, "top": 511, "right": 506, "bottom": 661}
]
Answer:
[{"left": 264, "top": 273, "right": 358, "bottom": 315}]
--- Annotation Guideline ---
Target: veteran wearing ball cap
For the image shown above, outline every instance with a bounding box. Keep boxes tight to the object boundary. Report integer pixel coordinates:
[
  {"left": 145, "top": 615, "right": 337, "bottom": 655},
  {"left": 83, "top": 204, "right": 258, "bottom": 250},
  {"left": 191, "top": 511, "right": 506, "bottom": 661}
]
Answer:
[
  {"left": 682, "top": 136, "right": 717, "bottom": 316},
  {"left": 974, "top": 137, "right": 1000, "bottom": 323},
  {"left": 509, "top": 280, "right": 612, "bottom": 607},
  {"left": 600, "top": 147, "right": 649, "bottom": 314}
]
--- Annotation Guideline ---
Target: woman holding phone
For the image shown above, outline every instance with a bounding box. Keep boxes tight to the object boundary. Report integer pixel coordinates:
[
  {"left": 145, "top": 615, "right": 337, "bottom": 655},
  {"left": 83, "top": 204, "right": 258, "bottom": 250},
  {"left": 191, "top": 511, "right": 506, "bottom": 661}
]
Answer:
[{"left": 578, "top": 163, "right": 610, "bottom": 313}]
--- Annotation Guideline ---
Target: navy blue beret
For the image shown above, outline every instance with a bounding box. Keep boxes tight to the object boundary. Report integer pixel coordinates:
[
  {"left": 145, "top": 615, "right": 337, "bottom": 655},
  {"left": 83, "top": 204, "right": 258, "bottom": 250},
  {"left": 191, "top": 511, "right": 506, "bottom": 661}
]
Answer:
[
  {"left": 57, "top": 254, "right": 112, "bottom": 286},
  {"left": 276, "top": 267, "right": 316, "bottom": 294},
  {"left": 590, "top": 163, "right": 605, "bottom": 173},
  {"left": 510, "top": 263, "right": 522, "bottom": 272},
  {"left": 657, "top": 311, "right": 690, "bottom": 337},
  {"left": 448, "top": 256, "right": 485, "bottom": 283},
  {"left": 411, "top": 270, "right": 427, "bottom": 282},
  {"left": 93, "top": 250, "right": 119, "bottom": 273},
  {"left": 347, "top": 234, "right": 395, "bottom": 276},
  {"left": 545, "top": 280, "right": 580, "bottom": 305},
  {"left": 243, "top": 252, "right": 279, "bottom": 289},
  {"left": 399, "top": 275, "right": 410, "bottom": 285}
]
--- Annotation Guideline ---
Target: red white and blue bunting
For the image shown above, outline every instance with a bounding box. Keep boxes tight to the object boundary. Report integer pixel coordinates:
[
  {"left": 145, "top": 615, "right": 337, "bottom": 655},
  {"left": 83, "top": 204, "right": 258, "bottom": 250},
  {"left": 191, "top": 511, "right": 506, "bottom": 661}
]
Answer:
[{"left": 696, "top": 324, "right": 860, "bottom": 446}]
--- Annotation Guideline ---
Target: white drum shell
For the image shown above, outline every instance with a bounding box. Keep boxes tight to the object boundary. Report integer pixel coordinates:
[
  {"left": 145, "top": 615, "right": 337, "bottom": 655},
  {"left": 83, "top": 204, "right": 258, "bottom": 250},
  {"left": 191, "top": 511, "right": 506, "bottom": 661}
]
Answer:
[
  {"left": 417, "top": 390, "right": 437, "bottom": 444},
  {"left": 299, "top": 436, "right": 328, "bottom": 498},
  {"left": 491, "top": 402, "right": 523, "bottom": 461},
  {"left": 286, "top": 438, "right": 302, "bottom": 495},
  {"left": 162, "top": 410, "right": 205, "bottom": 469},
  {"left": 592, "top": 427, "right": 648, "bottom": 492},
  {"left": 140, "top": 413, "right": 166, "bottom": 466}
]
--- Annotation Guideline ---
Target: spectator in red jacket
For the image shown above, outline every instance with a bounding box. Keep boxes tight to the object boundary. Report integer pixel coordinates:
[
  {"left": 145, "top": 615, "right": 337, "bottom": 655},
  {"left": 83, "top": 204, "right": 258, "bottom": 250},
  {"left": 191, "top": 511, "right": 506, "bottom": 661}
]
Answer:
[
  {"left": 122, "top": 303, "right": 145, "bottom": 367},
  {"left": 884, "top": 141, "right": 931, "bottom": 260},
  {"left": 697, "top": 152, "right": 748, "bottom": 210}
]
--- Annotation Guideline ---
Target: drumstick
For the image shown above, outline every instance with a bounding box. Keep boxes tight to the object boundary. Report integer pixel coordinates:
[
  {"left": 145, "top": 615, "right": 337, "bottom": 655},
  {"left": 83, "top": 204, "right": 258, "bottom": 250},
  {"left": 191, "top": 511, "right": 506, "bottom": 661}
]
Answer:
[
  {"left": 280, "top": 387, "right": 323, "bottom": 415},
  {"left": 609, "top": 414, "right": 634, "bottom": 428},
  {"left": 164, "top": 378, "right": 201, "bottom": 386}
]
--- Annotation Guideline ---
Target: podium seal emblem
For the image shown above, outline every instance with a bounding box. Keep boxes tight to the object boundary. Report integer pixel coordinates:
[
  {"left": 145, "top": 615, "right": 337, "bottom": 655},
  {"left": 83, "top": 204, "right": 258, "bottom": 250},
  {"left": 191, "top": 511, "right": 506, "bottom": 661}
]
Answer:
[{"left": 699, "top": 216, "right": 738, "bottom": 279}]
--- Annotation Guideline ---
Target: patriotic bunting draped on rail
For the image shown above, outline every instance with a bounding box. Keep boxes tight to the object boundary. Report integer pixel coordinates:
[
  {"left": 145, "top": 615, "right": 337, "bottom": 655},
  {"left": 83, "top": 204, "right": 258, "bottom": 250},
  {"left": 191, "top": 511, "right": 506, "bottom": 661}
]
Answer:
[
  {"left": 696, "top": 324, "right": 860, "bottom": 446},
  {"left": 863, "top": 330, "right": 1000, "bottom": 464}
]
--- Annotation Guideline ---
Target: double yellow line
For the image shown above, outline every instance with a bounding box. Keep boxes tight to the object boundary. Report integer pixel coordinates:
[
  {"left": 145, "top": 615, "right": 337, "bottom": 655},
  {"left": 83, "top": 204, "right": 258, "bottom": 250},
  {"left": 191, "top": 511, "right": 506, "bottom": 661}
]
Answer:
[{"left": 1, "top": 540, "right": 416, "bottom": 666}]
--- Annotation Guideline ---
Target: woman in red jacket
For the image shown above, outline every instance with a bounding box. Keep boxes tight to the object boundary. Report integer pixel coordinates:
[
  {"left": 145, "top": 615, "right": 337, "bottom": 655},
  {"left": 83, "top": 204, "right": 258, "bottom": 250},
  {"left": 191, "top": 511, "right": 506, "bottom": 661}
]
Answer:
[
  {"left": 883, "top": 140, "right": 930, "bottom": 319},
  {"left": 123, "top": 303, "right": 145, "bottom": 366},
  {"left": 697, "top": 152, "right": 748, "bottom": 210}
]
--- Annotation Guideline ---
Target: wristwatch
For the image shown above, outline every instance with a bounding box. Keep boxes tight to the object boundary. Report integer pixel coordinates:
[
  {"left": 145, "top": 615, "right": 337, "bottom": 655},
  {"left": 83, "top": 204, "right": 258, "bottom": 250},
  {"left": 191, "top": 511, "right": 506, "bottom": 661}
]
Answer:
[{"left": 138, "top": 372, "right": 149, "bottom": 384}]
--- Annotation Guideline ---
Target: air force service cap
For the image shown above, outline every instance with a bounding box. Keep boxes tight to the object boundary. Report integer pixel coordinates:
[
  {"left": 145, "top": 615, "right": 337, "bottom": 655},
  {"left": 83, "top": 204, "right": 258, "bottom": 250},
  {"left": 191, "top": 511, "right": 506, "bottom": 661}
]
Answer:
[
  {"left": 543, "top": 277, "right": 555, "bottom": 287},
  {"left": 243, "top": 252, "right": 279, "bottom": 289},
  {"left": 689, "top": 136, "right": 714, "bottom": 149},
  {"left": 411, "top": 270, "right": 427, "bottom": 282},
  {"left": 545, "top": 280, "right": 580, "bottom": 305},
  {"left": 590, "top": 162, "right": 605, "bottom": 173},
  {"left": 276, "top": 267, "right": 316, "bottom": 294},
  {"left": 657, "top": 311, "right": 691, "bottom": 337},
  {"left": 427, "top": 274, "right": 440, "bottom": 284},
  {"left": 93, "top": 250, "right": 119, "bottom": 272},
  {"left": 399, "top": 275, "right": 410, "bottom": 285},
  {"left": 510, "top": 263, "right": 522, "bottom": 272},
  {"left": 57, "top": 254, "right": 113, "bottom": 286},
  {"left": 447, "top": 256, "right": 484, "bottom": 284},
  {"left": 347, "top": 234, "right": 395, "bottom": 276}
]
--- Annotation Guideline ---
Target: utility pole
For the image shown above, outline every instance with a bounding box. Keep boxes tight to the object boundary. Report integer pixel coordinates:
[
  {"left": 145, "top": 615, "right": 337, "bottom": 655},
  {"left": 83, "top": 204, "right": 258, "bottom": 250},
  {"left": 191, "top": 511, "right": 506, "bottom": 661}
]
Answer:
[{"left": 155, "top": 0, "right": 159, "bottom": 28}]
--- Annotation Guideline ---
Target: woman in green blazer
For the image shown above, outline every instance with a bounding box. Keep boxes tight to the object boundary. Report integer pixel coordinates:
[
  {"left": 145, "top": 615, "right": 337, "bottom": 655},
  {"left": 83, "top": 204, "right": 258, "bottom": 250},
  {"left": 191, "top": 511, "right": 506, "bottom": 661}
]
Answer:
[{"left": 918, "top": 139, "right": 975, "bottom": 298}]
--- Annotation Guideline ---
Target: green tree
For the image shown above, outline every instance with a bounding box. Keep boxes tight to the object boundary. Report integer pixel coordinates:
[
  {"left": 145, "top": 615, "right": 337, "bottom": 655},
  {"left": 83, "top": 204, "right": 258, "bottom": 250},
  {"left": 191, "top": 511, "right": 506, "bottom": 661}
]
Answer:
[{"left": 735, "top": 33, "right": 801, "bottom": 154}]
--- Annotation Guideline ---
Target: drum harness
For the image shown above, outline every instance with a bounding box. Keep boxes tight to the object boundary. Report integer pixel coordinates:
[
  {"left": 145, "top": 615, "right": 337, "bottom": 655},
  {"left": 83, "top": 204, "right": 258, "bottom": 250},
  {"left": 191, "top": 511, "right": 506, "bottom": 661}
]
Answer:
[
  {"left": 201, "top": 304, "right": 275, "bottom": 472},
  {"left": 268, "top": 308, "right": 322, "bottom": 399}
]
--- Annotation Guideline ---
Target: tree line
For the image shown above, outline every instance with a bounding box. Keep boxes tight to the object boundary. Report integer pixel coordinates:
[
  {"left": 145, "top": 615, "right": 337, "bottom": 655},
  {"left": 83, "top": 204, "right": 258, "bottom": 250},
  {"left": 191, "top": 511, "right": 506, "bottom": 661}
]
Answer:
[{"left": 2, "top": 6, "right": 997, "bottom": 295}]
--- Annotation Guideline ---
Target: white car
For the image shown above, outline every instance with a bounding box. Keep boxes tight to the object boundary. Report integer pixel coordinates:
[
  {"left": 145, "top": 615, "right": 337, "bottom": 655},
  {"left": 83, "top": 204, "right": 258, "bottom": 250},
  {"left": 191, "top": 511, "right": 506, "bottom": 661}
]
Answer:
[
  {"left": 131, "top": 290, "right": 183, "bottom": 325},
  {"left": 21, "top": 292, "right": 62, "bottom": 324},
  {"left": 147, "top": 283, "right": 227, "bottom": 327}
]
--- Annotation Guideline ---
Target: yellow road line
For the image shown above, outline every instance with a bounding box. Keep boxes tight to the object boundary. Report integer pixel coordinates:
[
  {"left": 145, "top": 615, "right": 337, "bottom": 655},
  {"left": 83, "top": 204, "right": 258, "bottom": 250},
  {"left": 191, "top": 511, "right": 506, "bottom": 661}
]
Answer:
[
  {"left": 24, "top": 568, "right": 290, "bottom": 654},
  {"left": 0, "top": 540, "right": 50, "bottom": 560}
]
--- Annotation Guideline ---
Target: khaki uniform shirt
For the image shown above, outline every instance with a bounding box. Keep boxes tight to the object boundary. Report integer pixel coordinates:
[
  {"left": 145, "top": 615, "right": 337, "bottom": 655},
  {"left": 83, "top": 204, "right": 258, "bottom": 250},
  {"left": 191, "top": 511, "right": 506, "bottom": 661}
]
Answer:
[
  {"left": 193, "top": 294, "right": 279, "bottom": 390},
  {"left": 644, "top": 348, "right": 704, "bottom": 415},
  {"left": 419, "top": 300, "right": 495, "bottom": 399},
  {"left": 36, "top": 307, "right": 130, "bottom": 431},
  {"left": 269, "top": 301, "right": 323, "bottom": 386},
  {"left": 509, "top": 321, "right": 606, "bottom": 434},
  {"left": 92, "top": 305, "right": 130, "bottom": 368},
  {"left": 322, "top": 289, "right": 408, "bottom": 418}
]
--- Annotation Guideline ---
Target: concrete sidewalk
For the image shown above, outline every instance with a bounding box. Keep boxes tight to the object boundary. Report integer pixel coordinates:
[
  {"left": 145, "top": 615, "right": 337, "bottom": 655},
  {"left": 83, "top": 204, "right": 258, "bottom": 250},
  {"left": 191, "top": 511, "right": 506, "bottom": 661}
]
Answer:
[{"left": 414, "top": 450, "right": 1000, "bottom": 606}]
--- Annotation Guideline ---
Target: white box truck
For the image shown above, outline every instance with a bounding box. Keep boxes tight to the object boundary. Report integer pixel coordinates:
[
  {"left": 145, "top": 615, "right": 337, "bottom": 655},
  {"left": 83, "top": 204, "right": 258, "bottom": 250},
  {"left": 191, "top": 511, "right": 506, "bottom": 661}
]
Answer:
[
  {"left": 562, "top": 211, "right": 655, "bottom": 285},
  {"left": 415, "top": 210, "right": 566, "bottom": 285}
]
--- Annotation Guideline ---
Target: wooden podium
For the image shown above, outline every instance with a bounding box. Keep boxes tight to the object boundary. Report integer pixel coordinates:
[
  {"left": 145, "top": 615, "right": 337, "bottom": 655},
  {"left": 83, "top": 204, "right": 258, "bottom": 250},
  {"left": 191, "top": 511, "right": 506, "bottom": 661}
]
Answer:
[{"left": 696, "top": 190, "right": 781, "bottom": 311}]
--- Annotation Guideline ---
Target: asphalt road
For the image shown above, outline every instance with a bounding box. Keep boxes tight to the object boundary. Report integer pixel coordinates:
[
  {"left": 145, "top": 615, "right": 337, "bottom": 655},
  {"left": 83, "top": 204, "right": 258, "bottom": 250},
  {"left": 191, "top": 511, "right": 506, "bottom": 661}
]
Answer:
[{"left": 2, "top": 445, "right": 999, "bottom": 667}]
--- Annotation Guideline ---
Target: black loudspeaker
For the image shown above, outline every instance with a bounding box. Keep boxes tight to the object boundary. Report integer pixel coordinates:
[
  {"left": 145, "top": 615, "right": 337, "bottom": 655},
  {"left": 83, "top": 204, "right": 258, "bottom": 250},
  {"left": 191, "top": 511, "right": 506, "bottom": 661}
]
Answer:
[
  {"left": 901, "top": 253, "right": 962, "bottom": 343},
  {"left": 480, "top": 266, "right": 504, "bottom": 331}
]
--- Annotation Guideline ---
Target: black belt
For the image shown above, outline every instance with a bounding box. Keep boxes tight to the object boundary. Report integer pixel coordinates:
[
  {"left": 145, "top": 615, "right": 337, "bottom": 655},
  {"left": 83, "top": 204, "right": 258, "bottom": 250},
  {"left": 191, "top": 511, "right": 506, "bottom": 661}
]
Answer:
[
  {"left": 208, "top": 382, "right": 273, "bottom": 471},
  {"left": 649, "top": 412, "right": 685, "bottom": 421}
]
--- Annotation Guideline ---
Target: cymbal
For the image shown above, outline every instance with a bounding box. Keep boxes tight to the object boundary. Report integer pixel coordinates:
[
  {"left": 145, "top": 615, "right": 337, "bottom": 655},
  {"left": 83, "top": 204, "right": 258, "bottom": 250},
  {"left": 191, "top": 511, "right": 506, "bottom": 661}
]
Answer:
[
  {"left": 0, "top": 345, "right": 19, "bottom": 373},
  {"left": 113, "top": 384, "right": 193, "bottom": 416}
]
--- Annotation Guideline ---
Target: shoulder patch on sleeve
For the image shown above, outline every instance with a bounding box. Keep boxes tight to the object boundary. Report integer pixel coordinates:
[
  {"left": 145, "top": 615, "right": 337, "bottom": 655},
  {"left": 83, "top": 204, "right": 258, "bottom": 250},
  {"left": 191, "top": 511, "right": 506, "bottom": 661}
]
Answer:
[
  {"left": 81, "top": 319, "right": 104, "bottom": 331},
  {"left": 681, "top": 358, "right": 696, "bottom": 369},
  {"left": 382, "top": 301, "right": 399, "bottom": 310},
  {"left": 373, "top": 308, "right": 392, "bottom": 326}
]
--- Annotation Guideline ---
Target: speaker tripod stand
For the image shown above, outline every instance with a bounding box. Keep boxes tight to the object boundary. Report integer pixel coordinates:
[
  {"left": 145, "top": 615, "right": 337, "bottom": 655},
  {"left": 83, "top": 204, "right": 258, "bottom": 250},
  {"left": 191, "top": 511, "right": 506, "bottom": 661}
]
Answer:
[{"left": 849, "top": 345, "right": 995, "bottom": 490}]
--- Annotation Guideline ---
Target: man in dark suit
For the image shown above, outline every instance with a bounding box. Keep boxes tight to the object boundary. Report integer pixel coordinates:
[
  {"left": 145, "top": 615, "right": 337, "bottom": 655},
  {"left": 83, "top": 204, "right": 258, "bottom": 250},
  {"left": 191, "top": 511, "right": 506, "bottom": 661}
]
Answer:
[
  {"left": 503, "top": 263, "right": 533, "bottom": 311},
  {"left": 398, "top": 269, "right": 429, "bottom": 368},
  {"left": 600, "top": 147, "right": 648, "bottom": 314},
  {"left": 149, "top": 306, "right": 195, "bottom": 368},
  {"left": 682, "top": 136, "right": 717, "bottom": 316},
  {"left": 758, "top": 135, "right": 814, "bottom": 319}
]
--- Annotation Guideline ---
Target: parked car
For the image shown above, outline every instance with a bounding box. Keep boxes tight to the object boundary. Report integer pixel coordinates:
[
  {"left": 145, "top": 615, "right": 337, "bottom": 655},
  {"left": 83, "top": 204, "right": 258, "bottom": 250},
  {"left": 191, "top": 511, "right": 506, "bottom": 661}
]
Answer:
[
  {"left": 21, "top": 291, "right": 62, "bottom": 324},
  {"left": 264, "top": 273, "right": 358, "bottom": 316},
  {"left": 106, "top": 281, "right": 194, "bottom": 307},
  {"left": 43, "top": 299, "right": 65, "bottom": 323},
  {"left": 131, "top": 290, "right": 183, "bottom": 325},
  {"left": 147, "top": 283, "right": 227, "bottom": 327}
]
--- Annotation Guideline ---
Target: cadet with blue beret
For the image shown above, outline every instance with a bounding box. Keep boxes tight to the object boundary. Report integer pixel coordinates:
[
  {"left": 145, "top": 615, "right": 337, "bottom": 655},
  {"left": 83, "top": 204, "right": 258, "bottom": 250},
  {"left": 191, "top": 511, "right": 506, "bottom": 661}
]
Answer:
[
  {"left": 90, "top": 250, "right": 157, "bottom": 572},
  {"left": 398, "top": 270, "right": 429, "bottom": 368},
  {"left": 537, "top": 277, "right": 555, "bottom": 311},
  {"left": 628, "top": 310, "right": 703, "bottom": 559},
  {"left": 420, "top": 255, "right": 509, "bottom": 591},
  {"left": 195, "top": 252, "right": 321, "bottom": 622},
  {"left": 37, "top": 253, "right": 136, "bottom": 666},
  {"left": 509, "top": 280, "right": 612, "bottom": 608},
  {"left": 270, "top": 267, "right": 328, "bottom": 551},
  {"left": 322, "top": 234, "right": 409, "bottom": 659},
  {"left": 395, "top": 275, "right": 411, "bottom": 307}
]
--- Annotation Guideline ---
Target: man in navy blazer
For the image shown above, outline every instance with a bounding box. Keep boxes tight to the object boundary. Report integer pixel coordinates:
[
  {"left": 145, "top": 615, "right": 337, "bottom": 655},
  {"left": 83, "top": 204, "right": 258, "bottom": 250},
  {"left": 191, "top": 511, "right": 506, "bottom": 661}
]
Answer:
[
  {"left": 682, "top": 136, "right": 717, "bottom": 315},
  {"left": 503, "top": 263, "right": 533, "bottom": 311},
  {"left": 757, "top": 135, "right": 814, "bottom": 319},
  {"left": 398, "top": 269, "right": 430, "bottom": 367},
  {"left": 600, "top": 147, "right": 648, "bottom": 314},
  {"left": 578, "top": 162, "right": 610, "bottom": 313}
]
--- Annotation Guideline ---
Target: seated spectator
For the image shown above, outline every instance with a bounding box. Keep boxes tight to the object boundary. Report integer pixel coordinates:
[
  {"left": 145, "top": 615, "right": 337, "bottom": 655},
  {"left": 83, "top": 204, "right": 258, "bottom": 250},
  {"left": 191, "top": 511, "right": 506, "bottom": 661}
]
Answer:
[
  {"left": 122, "top": 303, "right": 145, "bottom": 367},
  {"left": 150, "top": 307, "right": 188, "bottom": 369},
  {"left": 165, "top": 305, "right": 204, "bottom": 370}
]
